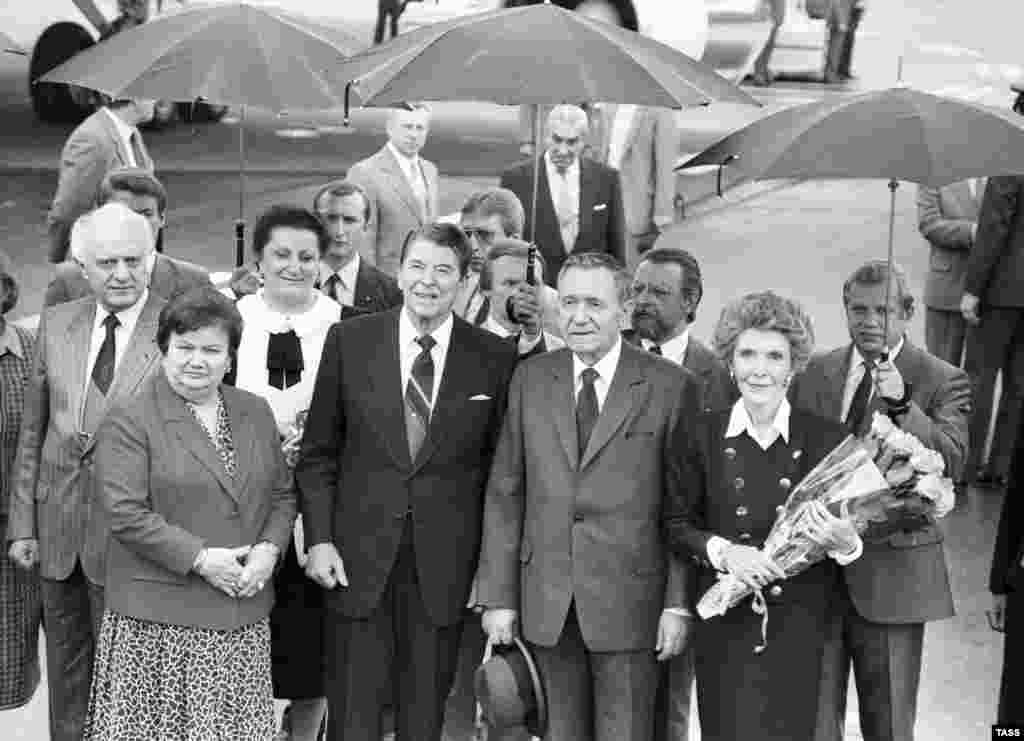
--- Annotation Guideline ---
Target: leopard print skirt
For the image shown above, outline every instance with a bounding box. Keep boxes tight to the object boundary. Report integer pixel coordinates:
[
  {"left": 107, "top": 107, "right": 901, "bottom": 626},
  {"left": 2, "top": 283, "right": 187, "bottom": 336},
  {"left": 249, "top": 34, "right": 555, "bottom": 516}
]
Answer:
[{"left": 84, "top": 611, "right": 275, "bottom": 741}]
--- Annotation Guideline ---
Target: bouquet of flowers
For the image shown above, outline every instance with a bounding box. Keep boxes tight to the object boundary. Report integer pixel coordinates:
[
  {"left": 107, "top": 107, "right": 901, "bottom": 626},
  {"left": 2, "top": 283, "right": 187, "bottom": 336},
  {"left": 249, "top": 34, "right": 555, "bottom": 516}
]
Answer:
[{"left": 697, "top": 411, "right": 956, "bottom": 648}]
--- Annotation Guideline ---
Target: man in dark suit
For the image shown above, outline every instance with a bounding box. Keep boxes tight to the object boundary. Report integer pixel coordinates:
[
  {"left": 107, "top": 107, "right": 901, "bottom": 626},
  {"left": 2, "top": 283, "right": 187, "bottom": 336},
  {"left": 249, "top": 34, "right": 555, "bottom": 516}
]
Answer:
[
  {"left": 44, "top": 168, "right": 209, "bottom": 308},
  {"left": 961, "top": 90, "right": 1024, "bottom": 486},
  {"left": 500, "top": 104, "right": 626, "bottom": 288},
  {"left": 313, "top": 179, "right": 403, "bottom": 316},
  {"left": 47, "top": 99, "right": 156, "bottom": 263},
  {"left": 7, "top": 202, "right": 166, "bottom": 741},
  {"left": 296, "top": 222, "right": 518, "bottom": 741},
  {"left": 478, "top": 251, "right": 698, "bottom": 741},
  {"left": 791, "top": 260, "right": 970, "bottom": 741},
  {"left": 627, "top": 246, "right": 734, "bottom": 741}
]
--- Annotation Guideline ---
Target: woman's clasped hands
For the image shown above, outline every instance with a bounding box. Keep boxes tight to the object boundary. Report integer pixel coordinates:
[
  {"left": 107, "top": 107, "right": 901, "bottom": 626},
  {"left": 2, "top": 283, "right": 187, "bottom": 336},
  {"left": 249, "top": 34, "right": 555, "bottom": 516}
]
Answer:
[{"left": 194, "top": 542, "right": 280, "bottom": 598}]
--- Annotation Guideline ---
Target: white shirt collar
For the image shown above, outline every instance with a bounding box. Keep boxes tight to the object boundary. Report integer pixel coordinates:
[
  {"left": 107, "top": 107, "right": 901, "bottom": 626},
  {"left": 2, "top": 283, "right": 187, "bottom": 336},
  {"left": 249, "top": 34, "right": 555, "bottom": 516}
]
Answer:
[
  {"left": 545, "top": 150, "right": 580, "bottom": 184},
  {"left": 399, "top": 306, "right": 454, "bottom": 356},
  {"left": 483, "top": 314, "right": 513, "bottom": 338},
  {"left": 725, "top": 397, "right": 791, "bottom": 450},
  {"left": 642, "top": 328, "right": 689, "bottom": 366},
  {"left": 849, "top": 335, "right": 905, "bottom": 371},
  {"left": 94, "top": 288, "right": 148, "bottom": 336},
  {"left": 0, "top": 323, "right": 25, "bottom": 359},
  {"left": 387, "top": 141, "right": 420, "bottom": 175},
  {"left": 572, "top": 336, "right": 623, "bottom": 409},
  {"left": 102, "top": 107, "right": 139, "bottom": 166},
  {"left": 319, "top": 252, "right": 360, "bottom": 291}
]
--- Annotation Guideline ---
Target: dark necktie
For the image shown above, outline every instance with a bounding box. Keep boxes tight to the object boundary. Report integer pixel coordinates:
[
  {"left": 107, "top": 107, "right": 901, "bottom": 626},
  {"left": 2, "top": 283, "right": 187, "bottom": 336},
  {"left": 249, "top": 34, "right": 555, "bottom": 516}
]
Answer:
[
  {"left": 648, "top": 343, "right": 662, "bottom": 356},
  {"left": 129, "top": 130, "right": 145, "bottom": 167},
  {"left": 323, "top": 273, "right": 341, "bottom": 303},
  {"left": 405, "top": 335, "right": 436, "bottom": 459},
  {"left": 845, "top": 358, "right": 875, "bottom": 435},
  {"left": 576, "top": 367, "right": 600, "bottom": 459},
  {"left": 92, "top": 313, "right": 120, "bottom": 395}
]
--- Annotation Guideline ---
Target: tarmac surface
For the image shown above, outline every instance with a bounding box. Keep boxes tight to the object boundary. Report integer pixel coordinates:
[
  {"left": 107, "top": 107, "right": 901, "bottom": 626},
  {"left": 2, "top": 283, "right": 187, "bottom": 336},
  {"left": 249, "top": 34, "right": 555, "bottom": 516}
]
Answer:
[{"left": 2, "top": 0, "right": 1021, "bottom": 738}]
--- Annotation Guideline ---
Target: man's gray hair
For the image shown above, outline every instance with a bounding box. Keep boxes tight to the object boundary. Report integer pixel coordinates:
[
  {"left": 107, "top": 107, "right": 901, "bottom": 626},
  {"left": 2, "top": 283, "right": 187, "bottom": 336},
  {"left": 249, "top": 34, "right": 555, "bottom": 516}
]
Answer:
[
  {"left": 546, "top": 104, "right": 590, "bottom": 137},
  {"left": 69, "top": 202, "right": 155, "bottom": 263}
]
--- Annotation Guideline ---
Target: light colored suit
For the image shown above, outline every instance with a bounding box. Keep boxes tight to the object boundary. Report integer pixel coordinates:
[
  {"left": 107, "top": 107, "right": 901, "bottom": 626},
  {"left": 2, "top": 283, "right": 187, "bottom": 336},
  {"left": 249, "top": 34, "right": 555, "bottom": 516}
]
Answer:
[
  {"left": 477, "top": 342, "right": 700, "bottom": 739},
  {"left": 47, "top": 109, "right": 154, "bottom": 263},
  {"left": 593, "top": 105, "right": 680, "bottom": 269},
  {"left": 346, "top": 146, "right": 440, "bottom": 277}
]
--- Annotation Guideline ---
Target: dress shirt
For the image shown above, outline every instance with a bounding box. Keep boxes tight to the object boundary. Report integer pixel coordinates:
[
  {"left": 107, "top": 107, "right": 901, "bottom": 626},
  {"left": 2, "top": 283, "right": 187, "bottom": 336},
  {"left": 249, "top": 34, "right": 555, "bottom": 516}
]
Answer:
[
  {"left": 572, "top": 337, "right": 623, "bottom": 410},
  {"left": 102, "top": 107, "right": 140, "bottom": 168},
  {"left": 319, "top": 253, "right": 360, "bottom": 307},
  {"left": 708, "top": 396, "right": 861, "bottom": 569},
  {"left": 641, "top": 328, "right": 689, "bottom": 367},
  {"left": 86, "top": 290, "right": 149, "bottom": 383},
  {"left": 399, "top": 308, "right": 453, "bottom": 409},
  {"left": 545, "top": 150, "right": 580, "bottom": 249},
  {"left": 606, "top": 103, "right": 637, "bottom": 171},
  {"left": 482, "top": 314, "right": 544, "bottom": 355},
  {"left": 840, "top": 336, "right": 906, "bottom": 423},
  {"left": 387, "top": 141, "right": 429, "bottom": 213},
  {"left": 0, "top": 322, "right": 25, "bottom": 359}
]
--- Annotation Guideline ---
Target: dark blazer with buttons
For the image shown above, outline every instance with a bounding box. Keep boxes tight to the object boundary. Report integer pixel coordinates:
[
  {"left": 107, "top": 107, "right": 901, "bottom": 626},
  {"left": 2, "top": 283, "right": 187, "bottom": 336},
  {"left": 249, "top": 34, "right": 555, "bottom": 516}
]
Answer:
[
  {"left": 476, "top": 342, "right": 701, "bottom": 652},
  {"left": 790, "top": 339, "right": 967, "bottom": 623},
  {"left": 296, "top": 308, "right": 518, "bottom": 627},
  {"left": 43, "top": 254, "right": 211, "bottom": 308},
  {"left": 683, "top": 337, "right": 737, "bottom": 414},
  {"left": 95, "top": 372, "right": 296, "bottom": 631},
  {"left": 965, "top": 175, "right": 1024, "bottom": 308},
  {"left": 500, "top": 157, "right": 627, "bottom": 288},
  {"left": 323, "top": 259, "right": 403, "bottom": 318}
]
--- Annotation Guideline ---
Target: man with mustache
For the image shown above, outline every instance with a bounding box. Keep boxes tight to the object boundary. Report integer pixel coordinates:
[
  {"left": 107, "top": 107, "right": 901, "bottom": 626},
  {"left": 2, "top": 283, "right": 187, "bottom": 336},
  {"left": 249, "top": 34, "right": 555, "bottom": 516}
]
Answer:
[{"left": 791, "top": 260, "right": 970, "bottom": 741}]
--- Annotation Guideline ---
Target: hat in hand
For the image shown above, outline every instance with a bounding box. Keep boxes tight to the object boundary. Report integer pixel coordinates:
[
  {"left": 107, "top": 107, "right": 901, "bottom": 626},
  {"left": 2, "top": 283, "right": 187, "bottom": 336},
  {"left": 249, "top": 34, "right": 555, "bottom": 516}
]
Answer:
[{"left": 474, "top": 637, "right": 548, "bottom": 738}]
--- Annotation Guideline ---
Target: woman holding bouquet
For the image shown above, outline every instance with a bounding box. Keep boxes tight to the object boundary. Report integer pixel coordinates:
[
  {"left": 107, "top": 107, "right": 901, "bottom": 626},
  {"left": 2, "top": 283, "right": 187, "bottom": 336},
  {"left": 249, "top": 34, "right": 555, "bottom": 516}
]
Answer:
[
  {"left": 665, "top": 291, "right": 862, "bottom": 741},
  {"left": 234, "top": 206, "right": 342, "bottom": 741}
]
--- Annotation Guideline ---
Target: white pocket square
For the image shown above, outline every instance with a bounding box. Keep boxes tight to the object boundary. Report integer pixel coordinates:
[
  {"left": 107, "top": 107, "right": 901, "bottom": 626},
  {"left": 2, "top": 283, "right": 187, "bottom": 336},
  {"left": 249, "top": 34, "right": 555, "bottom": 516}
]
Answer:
[
  {"left": 593, "top": 203, "right": 608, "bottom": 211},
  {"left": 469, "top": 394, "right": 492, "bottom": 401}
]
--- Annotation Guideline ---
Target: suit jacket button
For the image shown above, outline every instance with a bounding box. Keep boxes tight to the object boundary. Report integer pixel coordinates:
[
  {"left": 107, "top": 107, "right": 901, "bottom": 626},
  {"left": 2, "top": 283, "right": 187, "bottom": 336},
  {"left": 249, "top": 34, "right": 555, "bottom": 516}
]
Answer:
[
  {"left": 724, "top": 447, "right": 737, "bottom": 459},
  {"left": 734, "top": 477, "right": 745, "bottom": 490},
  {"left": 738, "top": 532, "right": 752, "bottom": 541},
  {"left": 779, "top": 477, "right": 792, "bottom": 490},
  {"left": 735, "top": 505, "right": 748, "bottom": 517},
  {"left": 769, "top": 584, "right": 783, "bottom": 597}
]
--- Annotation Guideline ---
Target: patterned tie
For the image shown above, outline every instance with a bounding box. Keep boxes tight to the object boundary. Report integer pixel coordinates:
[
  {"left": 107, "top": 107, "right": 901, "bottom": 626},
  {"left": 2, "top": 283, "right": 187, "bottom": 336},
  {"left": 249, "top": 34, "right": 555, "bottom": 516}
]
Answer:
[
  {"left": 323, "top": 273, "right": 341, "bottom": 303},
  {"left": 129, "top": 130, "right": 146, "bottom": 168},
  {"left": 405, "top": 335, "right": 436, "bottom": 460},
  {"left": 845, "top": 358, "right": 875, "bottom": 435},
  {"left": 576, "top": 367, "right": 600, "bottom": 459},
  {"left": 92, "top": 313, "right": 120, "bottom": 395},
  {"left": 554, "top": 169, "right": 578, "bottom": 253}
]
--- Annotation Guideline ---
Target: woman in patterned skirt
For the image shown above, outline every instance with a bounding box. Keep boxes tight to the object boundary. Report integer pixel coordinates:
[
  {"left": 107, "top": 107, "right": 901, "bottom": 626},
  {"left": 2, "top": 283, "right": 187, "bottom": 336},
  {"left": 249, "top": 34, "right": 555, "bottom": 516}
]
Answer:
[
  {"left": 0, "top": 270, "right": 43, "bottom": 712},
  {"left": 84, "top": 288, "right": 296, "bottom": 741}
]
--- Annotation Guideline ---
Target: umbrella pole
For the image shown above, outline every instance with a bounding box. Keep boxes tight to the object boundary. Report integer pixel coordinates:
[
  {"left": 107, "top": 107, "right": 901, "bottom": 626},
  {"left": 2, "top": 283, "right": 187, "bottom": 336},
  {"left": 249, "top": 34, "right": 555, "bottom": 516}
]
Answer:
[
  {"left": 235, "top": 105, "right": 247, "bottom": 267},
  {"left": 883, "top": 178, "right": 898, "bottom": 351},
  {"left": 529, "top": 103, "right": 541, "bottom": 244}
]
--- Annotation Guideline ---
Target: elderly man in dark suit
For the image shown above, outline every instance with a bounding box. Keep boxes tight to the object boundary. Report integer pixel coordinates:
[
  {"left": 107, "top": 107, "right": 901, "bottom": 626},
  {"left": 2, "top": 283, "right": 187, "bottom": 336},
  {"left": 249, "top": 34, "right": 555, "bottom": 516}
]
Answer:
[
  {"left": 791, "top": 260, "right": 970, "bottom": 741},
  {"left": 47, "top": 99, "right": 156, "bottom": 263},
  {"left": 500, "top": 104, "right": 626, "bottom": 288},
  {"left": 961, "top": 98, "right": 1024, "bottom": 486},
  {"left": 45, "top": 168, "right": 209, "bottom": 308},
  {"left": 313, "top": 179, "right": 403, "bottom": 317},
  {"left": 627, "top": 245, "right": 734, "bottom": 741},
  {"left": 478, "top": 251, "right": 699, "bottom": 741},
  {"left": 347, "top": 104, "right": 440, "bottom": 277},
  {"left": 6, "top": 202, "right": 166, "bottom": 741},
  {"left": 296, "top": 222, "right": 518, "bottom": 741}
]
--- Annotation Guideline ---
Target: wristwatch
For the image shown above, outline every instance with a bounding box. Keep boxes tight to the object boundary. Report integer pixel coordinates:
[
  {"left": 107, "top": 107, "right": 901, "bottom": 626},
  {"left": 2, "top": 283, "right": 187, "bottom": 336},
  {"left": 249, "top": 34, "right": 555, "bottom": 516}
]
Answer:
[{"left": 882, "top": 383, "right": 913, "bottom": 419}]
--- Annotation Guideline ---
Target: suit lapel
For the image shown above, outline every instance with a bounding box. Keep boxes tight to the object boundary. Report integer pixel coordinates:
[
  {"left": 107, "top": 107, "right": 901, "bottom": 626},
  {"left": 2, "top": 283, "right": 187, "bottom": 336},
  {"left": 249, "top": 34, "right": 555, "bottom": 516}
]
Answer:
[
  {"left": 825, "top": 346, "right": 854, "bottom": 422},
  {"left": 68, "top": 302, "right": 97, "bottom": 434},
  {"left": 411, "top": 319, "right": 473, "bottom": 474},
  {"left": 380, "top": 148, "right": 423, "bottom": 222},
  {"left": 576, "top": 159, "right": 598, "bottom": 251},
  {"left": 595, "top": 104, "right": 615, "bottom": 162},
  {"left": 105, "top": 295, "right": 161, "bottom": 403},
  {"left": 548, "top": 351, "right": 579, "bottom": 470},
  {"left": 224, "top": 387, "right": 255, "bottom": 497},
  {"left": 618, "top": 106, "right": 646, "bottom": 163},
  {"left": 580, "top": 344, "right": 649, "bottom": 470},
  {"left": 368, "top": 310, "right": 411, "bottom": 469},
  {"left": 534, "top": 163, "right": 566, "bottom": 258}
]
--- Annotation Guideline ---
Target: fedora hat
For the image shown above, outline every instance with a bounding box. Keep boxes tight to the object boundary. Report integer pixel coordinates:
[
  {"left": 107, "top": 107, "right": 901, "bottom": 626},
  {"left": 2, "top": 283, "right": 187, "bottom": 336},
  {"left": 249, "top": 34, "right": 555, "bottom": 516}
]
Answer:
[{"left": 474, "top": 637, "right": 548, "bottom": 738}]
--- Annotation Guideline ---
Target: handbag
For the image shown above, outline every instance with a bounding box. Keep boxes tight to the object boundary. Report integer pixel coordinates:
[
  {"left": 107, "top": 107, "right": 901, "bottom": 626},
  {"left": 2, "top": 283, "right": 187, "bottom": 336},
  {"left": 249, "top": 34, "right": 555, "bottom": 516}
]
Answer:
[{"left": 804, "top": 0, "right": 831, "bottom": 20}]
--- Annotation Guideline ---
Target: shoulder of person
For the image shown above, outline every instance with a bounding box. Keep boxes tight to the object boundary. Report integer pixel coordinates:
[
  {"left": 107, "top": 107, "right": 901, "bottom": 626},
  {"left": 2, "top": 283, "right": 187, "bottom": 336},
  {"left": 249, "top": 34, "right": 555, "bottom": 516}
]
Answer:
[
  {"left": 790, "top": 405, "right": 845, "bottom": 443},
  {"left": 43, "top": 294, "right": 95, "bottom": 328},
  {"left": 457, "top": 315, "right": 518, "bottom": 358},
  {"left": 219, "top": 381, "right": 274, "bottom": 417},
  {"left": 159, "top": 254, "right": 209, "bottom": 279}
]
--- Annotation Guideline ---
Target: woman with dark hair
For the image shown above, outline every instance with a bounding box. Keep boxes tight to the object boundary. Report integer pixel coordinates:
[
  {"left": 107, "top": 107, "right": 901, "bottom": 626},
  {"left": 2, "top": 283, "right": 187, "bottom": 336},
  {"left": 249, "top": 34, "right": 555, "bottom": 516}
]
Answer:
[
  {"left": 0, "top": 270, "right": 43, "bottom": 713},
  {"left": 664, "top": 291, "right": 862, "bottom": 741},
  {"left": 84, "top": 287, "right": 296, "bottom": 741}
]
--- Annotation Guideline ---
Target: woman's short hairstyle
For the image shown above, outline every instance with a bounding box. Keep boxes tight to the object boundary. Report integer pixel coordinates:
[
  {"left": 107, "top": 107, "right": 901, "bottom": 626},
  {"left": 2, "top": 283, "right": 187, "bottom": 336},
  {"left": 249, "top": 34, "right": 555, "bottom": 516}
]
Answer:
[
  {"left": 713, "top": 291, "right": 816, "bottom": 373},
  {"left": 399, "top": 222, "right": 474, "bottom": 278},
  {"left": 479, "top": 239, "right": 548, "bottom": 291},
  {"left": 252, "top": 205, "right": 330, "bottom": 259},
  {"left": 558, "top": 251, "right": 632, "bottom": 305},
  {"left": 0, "top": 272, "right": 19, "bottom": 316},
  {"left": 156, "top": 287, "right": 244, "bottom": 363},
  {"left": 841, "top": 260, "right": 915, "bottom": 315}
]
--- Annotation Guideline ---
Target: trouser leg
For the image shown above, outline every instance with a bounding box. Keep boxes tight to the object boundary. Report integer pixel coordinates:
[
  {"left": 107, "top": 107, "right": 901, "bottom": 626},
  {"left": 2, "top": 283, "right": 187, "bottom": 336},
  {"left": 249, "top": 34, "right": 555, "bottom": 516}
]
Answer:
[
  {"left": 591, "top": 643, "right": 659, "bottom": 741},
  {"left": 531, "top": 607, "right": 593, "bottom": 741},
  {"left": 924, "top": 308, "right": 966, "bottom": 367},
  {"left": 653, "top": 645, "right": 695, "bottom": 741}
]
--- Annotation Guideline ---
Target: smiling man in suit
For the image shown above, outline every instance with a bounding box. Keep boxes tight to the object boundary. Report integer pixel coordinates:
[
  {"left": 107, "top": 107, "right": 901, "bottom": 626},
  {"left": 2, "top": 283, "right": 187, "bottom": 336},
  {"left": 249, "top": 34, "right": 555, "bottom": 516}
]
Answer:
[
  {"left": 347, "top": 104, "right": 440, "bottom": 278},
  {"left": 7, "top": 202, "right": 165, "bottom": 741},
  {"left": 478, "top": 251, "right": 699, "bottom": 741},
  {"left": 313, "top": 179, "right": 403, "bottom": 316},
  {"left": 44, "top": 168, "right": 210, "bottom": 308},
  {"left": 296, "top": 222, "right": 517, "bottom": 741},
  {"left": 500, "top": 105, "right": 626, "bottom": 288},
  {"left": 791, "top": 260, "right": 970, "bottom": 741},
  {"left": 47, "top": 98, "right": 156, "bottom": 264}
]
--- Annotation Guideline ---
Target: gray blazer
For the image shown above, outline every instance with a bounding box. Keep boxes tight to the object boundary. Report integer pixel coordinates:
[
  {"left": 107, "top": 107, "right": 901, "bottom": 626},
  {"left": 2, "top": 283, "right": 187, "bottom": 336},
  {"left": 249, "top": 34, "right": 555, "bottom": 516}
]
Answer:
[
  {"left": 44, "top": 254, "right": 210, "bottom": 308},
  {"left": 6, "top": 293, "right": 165, "bottom": 583},
  {"left": 916, "top": 181, "right": 982, "bottom": 311},
  {"left": 346, "top": 146, "right": 440, "bottom": 277},
  {"left": 97, "top": 372, "right": 296, "bottom": 630},
  {"left": 47, "top": 109, "right": 154, "bottom": 263},
  {"left": 477, "top": 342, "right": 701, "bottom": 652},
  {"left": 791, "top": 339, "right": 970, "bottom": 623}
]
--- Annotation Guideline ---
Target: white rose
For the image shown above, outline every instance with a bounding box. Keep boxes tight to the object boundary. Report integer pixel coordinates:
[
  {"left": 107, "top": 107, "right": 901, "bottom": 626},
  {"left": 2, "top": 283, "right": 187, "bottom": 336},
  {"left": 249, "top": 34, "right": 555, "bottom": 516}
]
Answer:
[
  {"left": 869, "top": 411, "right": 896, "bottom": 442},
  {"left": 885, "top": 429, "right": 925, "bottom": 459},
  {"left": 909, "top": 448, "right": 945, "bottom": 476},
  {"left": 915, "top": 473, "right": 956, "bottom": 518}
]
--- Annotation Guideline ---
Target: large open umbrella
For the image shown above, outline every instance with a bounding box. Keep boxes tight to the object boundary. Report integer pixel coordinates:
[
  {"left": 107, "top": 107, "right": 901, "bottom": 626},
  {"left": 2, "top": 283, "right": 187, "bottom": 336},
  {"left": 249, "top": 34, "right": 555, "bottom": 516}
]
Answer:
[
  {"left": 677, "top": 85, "right": 1024, "bottom": 339},
  {"left": 333, "top": 2, "right": 758, "bottom": 245},
  {"left": 39, "top": 1, "right": 364, "bottom": 265}
]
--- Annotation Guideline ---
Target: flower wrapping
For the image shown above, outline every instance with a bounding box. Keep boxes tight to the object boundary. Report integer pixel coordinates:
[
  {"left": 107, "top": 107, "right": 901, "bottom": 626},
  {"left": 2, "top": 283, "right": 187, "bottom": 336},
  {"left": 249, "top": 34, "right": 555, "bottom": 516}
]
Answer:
[{"left": 697, "top": 412, "right": 957, "bottom": 645}]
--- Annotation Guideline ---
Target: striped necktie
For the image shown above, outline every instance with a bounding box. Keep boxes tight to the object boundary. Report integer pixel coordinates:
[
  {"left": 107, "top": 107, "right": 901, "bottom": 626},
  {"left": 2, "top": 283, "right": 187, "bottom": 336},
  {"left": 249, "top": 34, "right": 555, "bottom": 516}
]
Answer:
[{"left": 405, "top": 335, "right": 436, "bottom": 459}]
